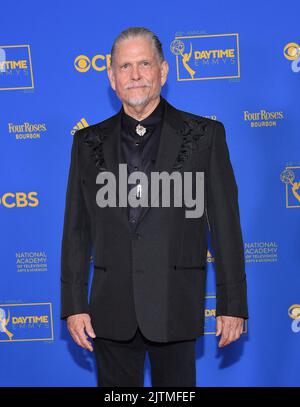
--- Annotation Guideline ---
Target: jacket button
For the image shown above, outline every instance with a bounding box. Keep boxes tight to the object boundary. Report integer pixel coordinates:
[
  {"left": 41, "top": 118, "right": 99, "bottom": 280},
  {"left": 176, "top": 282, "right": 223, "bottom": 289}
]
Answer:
[{"left": 134, "top": 233, "right": 141, "bottom": 240}]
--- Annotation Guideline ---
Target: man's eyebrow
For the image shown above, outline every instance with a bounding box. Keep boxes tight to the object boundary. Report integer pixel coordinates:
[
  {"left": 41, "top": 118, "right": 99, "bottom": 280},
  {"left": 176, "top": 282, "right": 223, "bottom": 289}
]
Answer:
[{"left": 118, "top": 58, "right": 153, "bottom": 65}]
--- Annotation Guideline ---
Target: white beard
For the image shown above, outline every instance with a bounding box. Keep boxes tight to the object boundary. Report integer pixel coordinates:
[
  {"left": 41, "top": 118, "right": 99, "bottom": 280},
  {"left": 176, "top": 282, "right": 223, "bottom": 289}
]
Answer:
[{"left": 124, "top": 92, "right": 150, "bottom": 107}]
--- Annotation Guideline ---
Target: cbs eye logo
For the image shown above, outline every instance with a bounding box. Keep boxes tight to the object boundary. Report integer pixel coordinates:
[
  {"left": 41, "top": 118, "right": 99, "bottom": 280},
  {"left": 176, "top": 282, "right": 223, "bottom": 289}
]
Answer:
[
  {"left": 283, "top": 42, "right": 300, "bottom": 73},
  {"left": 283, "top": 43, "right": 300, "bottom": 60},
  {"left": 74, "top": 54, "right": 111, "bottom": 72},
  {"left": 0, "top": 192, "right": 39, "bottom": 208}
]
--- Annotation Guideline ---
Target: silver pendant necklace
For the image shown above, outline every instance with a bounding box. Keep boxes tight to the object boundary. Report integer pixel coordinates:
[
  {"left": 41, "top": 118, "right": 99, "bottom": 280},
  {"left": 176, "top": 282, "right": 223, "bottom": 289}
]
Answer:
[
  {"left": 134, "top": 124, "right": 146, "bottom": 198},
  {"left": 135, "top": 123, "right": 147, "bottom": 137}
]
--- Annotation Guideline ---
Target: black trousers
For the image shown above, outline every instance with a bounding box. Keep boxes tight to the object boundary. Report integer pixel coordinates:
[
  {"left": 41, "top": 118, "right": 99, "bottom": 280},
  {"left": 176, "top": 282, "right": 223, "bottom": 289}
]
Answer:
[{"left": 93, "top": 327, "right": 197, "bottom": 387}]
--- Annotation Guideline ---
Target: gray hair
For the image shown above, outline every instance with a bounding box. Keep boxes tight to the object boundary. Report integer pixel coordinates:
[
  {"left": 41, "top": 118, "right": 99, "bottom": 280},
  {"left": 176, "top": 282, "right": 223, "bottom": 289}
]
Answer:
[{"left": 110, "top": 27, "right": 165, "bottom": 69}]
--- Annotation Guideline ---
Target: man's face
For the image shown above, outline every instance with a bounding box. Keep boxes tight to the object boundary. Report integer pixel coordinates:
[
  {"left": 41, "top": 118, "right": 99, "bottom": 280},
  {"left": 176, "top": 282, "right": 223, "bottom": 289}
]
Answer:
[{"left": 107, "top": 36, "right": 169, "bottom": 108}]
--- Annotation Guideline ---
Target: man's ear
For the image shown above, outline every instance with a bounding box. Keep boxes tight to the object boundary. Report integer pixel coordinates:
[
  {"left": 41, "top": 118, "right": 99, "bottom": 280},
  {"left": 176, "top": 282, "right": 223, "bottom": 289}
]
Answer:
[
  {"left": 160, "top": 60, "right": 169, "bottom": 86},
  {"left": 107, "top": 65, "right": 116, "bottom": 91}
]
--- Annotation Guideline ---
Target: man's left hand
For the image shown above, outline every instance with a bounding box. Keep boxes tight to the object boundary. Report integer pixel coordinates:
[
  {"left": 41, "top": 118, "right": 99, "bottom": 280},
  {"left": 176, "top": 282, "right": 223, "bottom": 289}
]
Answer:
[{"left": 216, "top": 316, "right": 244, "bottom": 348}]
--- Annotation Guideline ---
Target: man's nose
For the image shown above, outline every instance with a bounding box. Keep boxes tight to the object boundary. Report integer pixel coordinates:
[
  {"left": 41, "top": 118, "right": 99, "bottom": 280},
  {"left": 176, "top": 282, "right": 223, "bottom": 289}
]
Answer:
[{"left": 131, "top": 64, "right": 141, "bottom": 80}]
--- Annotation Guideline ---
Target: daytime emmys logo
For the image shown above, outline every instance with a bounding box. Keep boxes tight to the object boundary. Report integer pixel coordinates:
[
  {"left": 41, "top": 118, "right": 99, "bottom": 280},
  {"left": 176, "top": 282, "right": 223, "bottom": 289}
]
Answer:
[{"left": 95, "top": 164, "right": 205, "bottom": 219}]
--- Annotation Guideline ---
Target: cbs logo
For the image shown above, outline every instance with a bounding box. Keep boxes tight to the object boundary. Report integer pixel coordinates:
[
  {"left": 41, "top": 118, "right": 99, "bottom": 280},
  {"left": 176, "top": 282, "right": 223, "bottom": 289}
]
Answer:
[
  {"left": 283, "top": 43, "right": 300, "bottom": 61},
  {"left": 74, "top": 54, "right": 111, "bottom": 72},
  {"left": 0, "top": 192, "right": 39, "bottom": 208}
]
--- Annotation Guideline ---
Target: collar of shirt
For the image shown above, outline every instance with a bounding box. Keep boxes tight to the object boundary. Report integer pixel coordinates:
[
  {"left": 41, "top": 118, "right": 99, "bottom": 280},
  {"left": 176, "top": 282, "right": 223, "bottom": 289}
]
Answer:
[{"left": 121, "top": 95, "right": 165, "bottom": 138}]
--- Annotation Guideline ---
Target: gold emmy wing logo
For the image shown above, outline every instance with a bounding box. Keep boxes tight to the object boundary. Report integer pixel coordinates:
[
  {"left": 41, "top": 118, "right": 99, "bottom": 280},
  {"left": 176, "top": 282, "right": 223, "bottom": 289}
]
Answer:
[
  {"left": 280, "top": 167, "right": 300, "bottom": 208},
  {"left": 170, "top": 40, "right": 196, "bottom": 79},
  {"left": 170, "top": 33, "right": 240, "bottom": 81},
  {"left": 0, "top": 308, "right": 14, "bottom": 341}
]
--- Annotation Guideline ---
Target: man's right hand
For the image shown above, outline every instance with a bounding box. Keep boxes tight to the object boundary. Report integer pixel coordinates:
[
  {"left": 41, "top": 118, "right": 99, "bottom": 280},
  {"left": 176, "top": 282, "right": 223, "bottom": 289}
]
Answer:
[{"left": 66, "top": 313, "right": 96, "bottom": 352}]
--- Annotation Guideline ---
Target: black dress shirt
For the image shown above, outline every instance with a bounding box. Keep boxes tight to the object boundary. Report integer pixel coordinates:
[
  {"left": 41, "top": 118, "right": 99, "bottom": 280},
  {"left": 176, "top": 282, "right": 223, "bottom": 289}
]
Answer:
[{"left": 120, "top": 95, "right": 166, "bottom": 231}]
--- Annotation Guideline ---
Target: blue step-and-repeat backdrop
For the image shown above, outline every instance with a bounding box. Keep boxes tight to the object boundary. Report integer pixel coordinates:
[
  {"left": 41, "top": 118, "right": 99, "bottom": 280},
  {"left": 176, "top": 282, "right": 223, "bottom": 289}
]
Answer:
[{"left": 0, "top": 0, "right": 299, "bottom": 387}]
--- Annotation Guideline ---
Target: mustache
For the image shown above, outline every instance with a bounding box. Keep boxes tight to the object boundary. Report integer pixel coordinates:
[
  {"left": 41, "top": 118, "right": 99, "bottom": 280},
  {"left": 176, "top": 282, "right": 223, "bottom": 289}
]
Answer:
[{"left": 125, "top": 83, "right": 151, "bottom": 89}]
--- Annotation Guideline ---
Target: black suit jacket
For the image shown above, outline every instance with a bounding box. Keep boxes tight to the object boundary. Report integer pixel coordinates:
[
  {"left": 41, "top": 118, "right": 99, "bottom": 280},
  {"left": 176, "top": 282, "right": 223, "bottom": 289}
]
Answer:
[{"left": 60, "top": 96, "right": 249, "bottom": 342}]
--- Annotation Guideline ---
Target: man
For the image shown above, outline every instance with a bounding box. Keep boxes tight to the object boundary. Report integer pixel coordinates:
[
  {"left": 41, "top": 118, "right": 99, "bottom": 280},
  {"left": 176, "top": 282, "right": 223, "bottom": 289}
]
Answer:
[{"left": 60, "top": 27, "right": 249, "bottom": 387}]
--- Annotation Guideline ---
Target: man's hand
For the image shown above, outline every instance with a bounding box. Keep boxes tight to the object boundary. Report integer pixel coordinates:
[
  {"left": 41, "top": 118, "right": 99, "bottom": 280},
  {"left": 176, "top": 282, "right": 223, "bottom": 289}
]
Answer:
[
  {"left": 67, "top": 313, "right": 96, "bottom": 352},
  {"left": 216, "top": 316, "right": 244, "bottom": 348}
]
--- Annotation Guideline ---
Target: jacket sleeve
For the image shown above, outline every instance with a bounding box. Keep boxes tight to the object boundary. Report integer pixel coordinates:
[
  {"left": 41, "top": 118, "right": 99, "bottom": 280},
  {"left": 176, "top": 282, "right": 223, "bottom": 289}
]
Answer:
[
  {"left": 206, "top": 121, "right": 249, "bottom": 319},
  {"left": 60, "top": 130, "right": 92, "bottom": 320}
]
